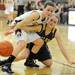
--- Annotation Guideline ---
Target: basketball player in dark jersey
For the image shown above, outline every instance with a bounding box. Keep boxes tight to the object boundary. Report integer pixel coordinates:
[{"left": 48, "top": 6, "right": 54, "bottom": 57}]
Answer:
[{"left": 24, "top": 16, "right": 75, "bottom": 68}]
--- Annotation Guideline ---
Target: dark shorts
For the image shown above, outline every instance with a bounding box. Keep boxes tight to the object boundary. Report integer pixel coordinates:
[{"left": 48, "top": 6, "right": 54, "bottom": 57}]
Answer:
[{"left": 27, "top": 42, "right": 52, "bottom": 61}]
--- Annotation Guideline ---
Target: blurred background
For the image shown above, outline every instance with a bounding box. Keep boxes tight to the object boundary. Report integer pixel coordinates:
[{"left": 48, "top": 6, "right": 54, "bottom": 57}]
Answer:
[{"left": 0, "top": 0, "right": 75, "bottom": 25}]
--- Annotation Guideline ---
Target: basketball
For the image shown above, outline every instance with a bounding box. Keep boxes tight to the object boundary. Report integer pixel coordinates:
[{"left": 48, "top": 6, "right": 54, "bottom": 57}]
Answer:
[{"left": 0, "top": 41, "right": 13, "bottom": 57}]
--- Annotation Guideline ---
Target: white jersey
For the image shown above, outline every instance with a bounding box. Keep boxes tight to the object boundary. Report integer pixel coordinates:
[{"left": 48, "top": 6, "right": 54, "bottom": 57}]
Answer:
[
  {"left": 11, "top": 10, "right": 43, "bottom": 43},
  {"left": 11, "top": 10, "right": 47, "bottom": 26},
  {"left": 11, "top": 31, "right": 40, "bottom": 43}
]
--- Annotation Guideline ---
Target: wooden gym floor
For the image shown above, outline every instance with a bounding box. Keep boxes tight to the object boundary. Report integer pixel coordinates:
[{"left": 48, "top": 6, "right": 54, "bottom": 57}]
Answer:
[{"left": 0, "top": 16, "right": 75, "bottom": 75}]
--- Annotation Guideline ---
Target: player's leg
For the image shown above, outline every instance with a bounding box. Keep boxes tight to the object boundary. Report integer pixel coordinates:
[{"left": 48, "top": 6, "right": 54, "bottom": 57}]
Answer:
[
  {"left": 12, "top": 40, "right": 27, "bottom": 56},
  {"left": 37, "top": 44, "right": 53, "bottom": 67},
  {"left": 24, "top": 32, "right": 44, "bottom": 67},
  {"left": 15, "top": 48, "right": 29, "bottom": 61},
  {"left": 26, "top": 33, "right": 44, "bottom": 59},
  {"left": 41, "top": 59, "right": 53, "bottom": 67},
  {"left": 24, "top": 38, "right": 44, "bottom": 67}
]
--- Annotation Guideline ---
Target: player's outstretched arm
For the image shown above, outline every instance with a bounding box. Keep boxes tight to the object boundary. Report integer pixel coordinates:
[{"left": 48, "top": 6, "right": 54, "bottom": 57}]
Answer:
[{"left": 55, "top": 29, "right": 75, "bottom": 64}]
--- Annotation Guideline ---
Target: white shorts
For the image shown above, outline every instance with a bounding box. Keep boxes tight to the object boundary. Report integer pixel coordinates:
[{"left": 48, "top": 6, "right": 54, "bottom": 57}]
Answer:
[
  {"left": 11, "top": 31, "right": 27, "bottom": 42},
  {"left": 11, "top": 31, "right": 40, "bottom": 43},
  {"left": 27, "top": 32, "right": 40, "bottom": 43}
]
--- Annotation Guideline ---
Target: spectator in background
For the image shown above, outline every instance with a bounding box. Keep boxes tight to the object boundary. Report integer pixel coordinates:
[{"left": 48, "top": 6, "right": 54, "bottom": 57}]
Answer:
[
  {"left": 24, "top": 1, "right": 36, "bottom": 12},
  {"left": 4, "top": 0, "right": 14, "bottom": 24},
  {"left": 55, "top": 3, "right": 61, "bottom": 23},
  {"left": 60, "top": 4, "right": 64, "bottom": 24},
  {"left": 36, "top": 0, "right": 45, "bottom": 10},
  {"left": 15, "top": 0, "right": 25, "bottom": 16},
  {"left": 30, "top": 1, "right": 36, "bottom": 10},
  {"left": 24, "top": 1, "right": 31, "bottom": 11},
  {"left": 60, "top": 4, "right": 68, "bottom": 25},
  {"left": 62, "top": 3, "right": 68, "bottom": 24}
]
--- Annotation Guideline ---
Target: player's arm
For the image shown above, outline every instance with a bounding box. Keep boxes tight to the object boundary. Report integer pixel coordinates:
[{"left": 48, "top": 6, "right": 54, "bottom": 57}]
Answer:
[
  {"left": 55, "top": 28, "right": 75, "bottom": 64},
  {"left": 18, "top": 25, "right": 42, "bottom": 32},
  {"left": 4, "top": 16, "right": 22, "bottom": 35},
  {"left": 4, "top": 28, "right": 15, "bottom": 36},
  {"left": 14, "top": 11, "right": 40, "bottom": 30},
  {"left": 4, "top": 23, "right": 16, "bottom": 36}
]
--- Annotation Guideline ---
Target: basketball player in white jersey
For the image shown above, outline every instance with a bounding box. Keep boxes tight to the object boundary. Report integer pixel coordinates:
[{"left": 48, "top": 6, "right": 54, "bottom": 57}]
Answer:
[
  {"left": 0, "top": 16, "right": 44, "bottom": 73},
  {"left": 0, "top": 1, "right": 56, "bottom": 74}
]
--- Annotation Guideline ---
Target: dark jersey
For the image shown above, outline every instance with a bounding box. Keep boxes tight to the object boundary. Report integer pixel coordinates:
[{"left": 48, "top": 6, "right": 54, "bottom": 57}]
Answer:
[{"left": 37, "top": 24, "right": 57, "bottom": 43}]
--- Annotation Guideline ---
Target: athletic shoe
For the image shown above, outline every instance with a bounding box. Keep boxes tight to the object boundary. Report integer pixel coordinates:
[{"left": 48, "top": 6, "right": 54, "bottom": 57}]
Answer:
[{"left": 2, "top": 63, "right": 14, "bottom": 74}]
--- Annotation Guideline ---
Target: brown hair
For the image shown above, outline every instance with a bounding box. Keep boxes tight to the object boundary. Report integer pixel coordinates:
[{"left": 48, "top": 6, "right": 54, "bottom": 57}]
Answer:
[{"left": 44, "top": 1, "right": 55, "bottom": 8}]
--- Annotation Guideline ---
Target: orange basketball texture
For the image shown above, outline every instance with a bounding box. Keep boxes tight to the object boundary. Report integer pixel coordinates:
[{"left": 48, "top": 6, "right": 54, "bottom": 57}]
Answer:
[{"left": 0, "top": 41, "right": 13, "bottom": 57}]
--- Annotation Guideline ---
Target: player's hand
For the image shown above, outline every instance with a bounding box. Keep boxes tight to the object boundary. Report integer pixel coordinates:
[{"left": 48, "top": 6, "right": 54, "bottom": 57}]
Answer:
[
  {"left": 4, "top": 32, "right": 11, "bottom": 36},
  {"left": 2, "top": 26, "right": 16, "bottom": 36},
  {"left": 3, "top": 30, "right": 13, "bottom": 36},
  {"left": 67, "top": 57, "right": 75, "bottom": 64}
]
